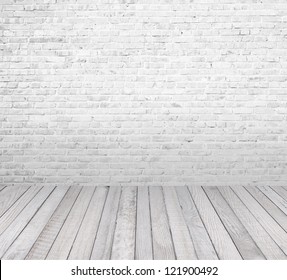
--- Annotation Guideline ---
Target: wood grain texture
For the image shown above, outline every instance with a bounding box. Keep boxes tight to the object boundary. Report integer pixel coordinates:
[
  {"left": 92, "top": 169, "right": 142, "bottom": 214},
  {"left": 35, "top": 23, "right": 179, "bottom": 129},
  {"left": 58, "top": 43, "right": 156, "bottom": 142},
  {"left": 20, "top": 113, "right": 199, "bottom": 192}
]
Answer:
[
  {"left": 46, "top": 187, "right": 95, "bottom": 260},
  {"left": 111, "top": 186, "right": 137, "bottom": 260},
  {"left": 0, "top": 186, "right": 54, "bottom": 258},
  {"left": 0, "top": 185, "right": 30, "bottom": 217},
  {"left": 0, "top": 186, "right": 286, "bottom": 260},
  {"left": 150, "top": 186, "right": 175, "bottom": 260},
  {"left": 271, "top": 186, "right": 287, "bottom": 201},
  {"left": 0, "top": 186, "right": 42, "bottom": 236},
  {"left": 246, "top": 186, "right": 287, "bottom": 232},
  {"left": 26, "top": 186, "right": 82, "bottom": 260},
  {"left": 136, "top": 186, "right": 153, "bottom": 260},
  {"left": 231, "top": 186, "right": 287, "bottom": 256},
  {"left": 68, "top": 186, "right": 109, "bottom": 260},
  {"left": 176, "top": 186, "right": 218, "bottom": 260},
  {"left": 203, "top": 186, "right": 265, "bottom": 260},
  {"left": 219, "top": 186, "right": 286, "bottom": 259},
  {"left": 163, "top": 187, "right": 197, "bottom": 259},
  {"left": 91, "top": 186, "right": 121, "bottom": 260},
  {"left": 188, "top": 186, "right": 242, "bottom": 260},
  {"left": 2, "top": 187, "right": 69, "bottom": 260},
  {"left": 262, "top": 187, "right": 287, "bottom": 215}
]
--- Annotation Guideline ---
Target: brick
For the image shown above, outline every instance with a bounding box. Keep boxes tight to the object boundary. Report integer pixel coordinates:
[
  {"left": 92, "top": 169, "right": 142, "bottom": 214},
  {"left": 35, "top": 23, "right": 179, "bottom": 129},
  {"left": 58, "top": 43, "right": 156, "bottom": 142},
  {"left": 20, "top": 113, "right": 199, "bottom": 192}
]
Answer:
[{"left": 0, "top": 0, "right": 287, "bottom": 187}]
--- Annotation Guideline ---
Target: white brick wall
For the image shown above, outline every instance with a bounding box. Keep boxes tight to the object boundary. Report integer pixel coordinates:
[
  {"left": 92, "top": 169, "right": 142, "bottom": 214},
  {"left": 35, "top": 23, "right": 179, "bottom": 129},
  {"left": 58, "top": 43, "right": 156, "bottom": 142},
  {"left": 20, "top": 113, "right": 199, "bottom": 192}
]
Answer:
[{"left": 1, "top": 0, "right": 287, "bottom": 187}]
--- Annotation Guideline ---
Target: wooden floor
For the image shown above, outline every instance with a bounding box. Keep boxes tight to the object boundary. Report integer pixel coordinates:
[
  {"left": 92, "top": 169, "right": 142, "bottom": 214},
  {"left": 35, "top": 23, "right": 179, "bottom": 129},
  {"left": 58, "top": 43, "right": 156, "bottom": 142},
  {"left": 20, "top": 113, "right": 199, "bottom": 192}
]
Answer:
[{"left": 0, "top": 185, "right": 287, "bottom": 260}]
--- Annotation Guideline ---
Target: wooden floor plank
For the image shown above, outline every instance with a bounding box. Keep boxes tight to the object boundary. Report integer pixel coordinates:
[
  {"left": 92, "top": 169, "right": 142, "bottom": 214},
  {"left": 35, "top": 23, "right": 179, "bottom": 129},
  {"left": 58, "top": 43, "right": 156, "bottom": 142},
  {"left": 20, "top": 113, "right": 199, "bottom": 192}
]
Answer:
[
  {"left": 188, "top": 186, "right": 242, "bottom": 260},
  {"left": 273, "top": 187, "right": 287, "bottom": 201},
  {"left": 203, "top": 187, "right": 265, "bottom": 260},
  {"left": 46, "top": 187, "right": 95, "bottom": 260},
  {"left": 90, "top": 186, "right": 121, "bottom": 260},
  {"left": 136, "top": 186, "right": 153, "bottom": 260},
  {"left": 176, "top": 186, "right": 218, "bottom": 260},
  {"left": 111, "top": 186, "right": 137, "bottom": 260},
  {"left": 272, "top": 187, "right": 287, "bottom": 206},
  {"left": 258, "top": 186, "right": 287, "bottom": 216},
  {"left": 0, "top": 185, "right": 285, "bottom": 260},
  {"left": 0, "top": 186, "right": 30, "bottom": 217},
  {"left": 68, "top": 187, "right": 109, "bottom": 260},
  {"left": 26, "top": 186, "right": 82, "bottom": 260},
  {"left": 149, "top": 186, "right": 175, "bottom": 260},
  {"left": 246, "top": 187, "right": 287, "bottom": 232},
  {"left": 2, "top": 187, "right": 69, "bottom": 260},
  {"left": 0, "top": 186, "right": 42, "bottom": 236},
  {"left": 0, "top": 186, "right": 55, "bottom": 258},
  {"left": 219, "top": 186, "right": 286, "bottom": 259},
  {"left": 163, "top": 187, "right": 197, "bottom": 259},
  {"left": 270, "top": 186, "right": 287, "bottom": 204},
  {"left": 231, "top": 186, "right": 287, "bottom": 256}
]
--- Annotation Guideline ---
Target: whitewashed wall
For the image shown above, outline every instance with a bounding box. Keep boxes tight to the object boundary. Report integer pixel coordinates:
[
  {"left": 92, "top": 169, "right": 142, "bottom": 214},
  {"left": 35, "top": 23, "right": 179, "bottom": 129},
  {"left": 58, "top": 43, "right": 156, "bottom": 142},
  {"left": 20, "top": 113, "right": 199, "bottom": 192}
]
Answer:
[{"left": 1, "top": 0, "right": 287, "bottom": 187}]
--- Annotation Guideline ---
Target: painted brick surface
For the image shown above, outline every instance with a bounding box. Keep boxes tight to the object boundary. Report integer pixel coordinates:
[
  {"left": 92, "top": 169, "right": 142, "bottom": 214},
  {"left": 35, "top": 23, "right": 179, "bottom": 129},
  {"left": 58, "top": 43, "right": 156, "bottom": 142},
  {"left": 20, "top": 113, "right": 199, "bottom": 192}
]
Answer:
[{"left": 1, "top": 0, "right": 287, "bottom": 187}]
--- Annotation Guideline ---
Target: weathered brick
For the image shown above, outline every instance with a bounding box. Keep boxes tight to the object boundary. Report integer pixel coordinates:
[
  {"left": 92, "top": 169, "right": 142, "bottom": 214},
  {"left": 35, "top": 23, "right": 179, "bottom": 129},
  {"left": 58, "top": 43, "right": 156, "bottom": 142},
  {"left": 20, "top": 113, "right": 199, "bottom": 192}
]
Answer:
[{"left": 0, "top": 0, "right": 287, "bottom": 187}]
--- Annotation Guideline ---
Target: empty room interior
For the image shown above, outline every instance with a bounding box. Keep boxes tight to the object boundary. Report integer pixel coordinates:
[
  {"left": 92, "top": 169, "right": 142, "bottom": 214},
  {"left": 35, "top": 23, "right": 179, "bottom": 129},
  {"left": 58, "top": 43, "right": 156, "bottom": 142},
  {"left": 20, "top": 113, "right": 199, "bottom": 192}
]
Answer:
[{"left": 0, "top": 0, "right": 287, "bottom": 260}]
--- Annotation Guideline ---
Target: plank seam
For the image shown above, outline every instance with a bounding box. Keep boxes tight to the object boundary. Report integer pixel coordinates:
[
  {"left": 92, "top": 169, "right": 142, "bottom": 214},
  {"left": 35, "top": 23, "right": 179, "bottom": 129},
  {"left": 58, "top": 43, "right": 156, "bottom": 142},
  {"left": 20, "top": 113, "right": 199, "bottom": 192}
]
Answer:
[
  {"left": 108, "top": 186, "right": 123, "bottom": 260},
  {"left": 0, "top": 186, "right": 43, "bottom": 241},
  {"left": 269, "top": 186, "right": 287, "bottom": 203},
  {"left": 44, "top": 186, "right": 83, "bottom": 259},
  {"left": 67, "top": 186, "right": 97, "bottom": 260},
  {"left": 0, "top": 186, "right": 31, "bottom": 219},
  {"left": 237, "top": 187, "right": 287, "bottom": 258},
  {"left": 0, "top": 186, "right": 7, "bottom": 193},
  {"left": 0, "top": 186, "right": 44, "bottom": 238},
  {"left": 187, "top": 186, "right": 219, "bottom": 260},
  {"left": 0, "top": 186, "right": 56, "bottom": 259},
  {"left": 202, "top": 186, "right": 243, "bottom": 260},
  {"left": 161, "top": 186, "right": 177, "bottom": 260},
  {"left": 88, "top": 186, "right": 110, "bottom": 260},
  {"left": 215, "top": 186, "right": 266, "bottom": 260},
  {"left": 24, "top": 186, "right": 71, "bottom": 259},
  {"left": 245, "top": 186, "right": 287, "bottom": 235},
  {"left": 148, "top": 186, "right": 154, "bottom": 260},
  {"left": 133, "top": 186, "right": 138, "bottom": 260},
  {"left": 174, "top": 187, "right": 198, "bottom": 259}
]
